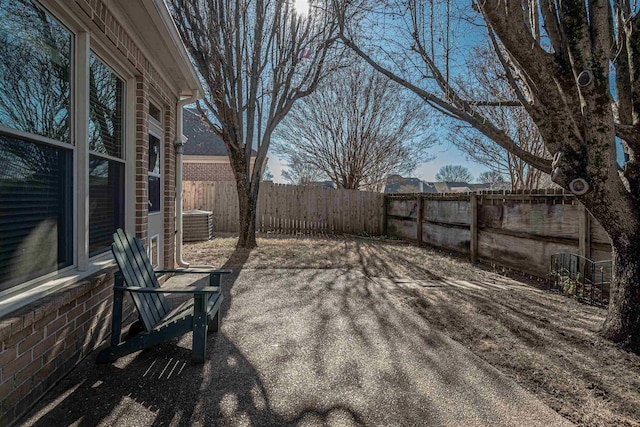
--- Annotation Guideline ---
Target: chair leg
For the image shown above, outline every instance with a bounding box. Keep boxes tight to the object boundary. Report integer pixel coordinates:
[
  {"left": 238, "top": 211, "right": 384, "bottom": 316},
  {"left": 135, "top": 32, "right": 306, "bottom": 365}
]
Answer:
[
  {"left": 192, "top": 294, "right": 208, "bottom": 362},
  {"left": 127, "top": 319, "right": 145, "bottom": 339},
  {"left": 96, "top": 335, "right": 145, "bottom": 364},
  {"left": 208, "top": 310, "right": 221, "bottom": 333},
  {"left": 110, "top": 276, "right": 125, "bottom": 348}
]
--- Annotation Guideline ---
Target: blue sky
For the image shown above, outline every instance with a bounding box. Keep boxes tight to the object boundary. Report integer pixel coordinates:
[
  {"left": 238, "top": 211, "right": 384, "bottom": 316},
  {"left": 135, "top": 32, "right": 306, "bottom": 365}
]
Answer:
[{"left": 267, "top": 4, "right": 491, "bottom": 184}]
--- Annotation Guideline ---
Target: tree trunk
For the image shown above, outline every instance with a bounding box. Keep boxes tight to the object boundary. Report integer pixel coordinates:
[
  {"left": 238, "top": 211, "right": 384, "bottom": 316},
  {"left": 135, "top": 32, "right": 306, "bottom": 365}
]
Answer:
[
  {"left": 602, "top": 233, "right": 640, "bottom": 352},
  {"left": 236, "top": 177, "right": 258, "bottom": 249}
]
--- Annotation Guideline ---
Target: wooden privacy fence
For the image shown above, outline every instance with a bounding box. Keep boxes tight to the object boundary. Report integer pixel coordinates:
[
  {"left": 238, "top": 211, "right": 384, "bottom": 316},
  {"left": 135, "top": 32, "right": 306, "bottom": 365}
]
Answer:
[
  {"left": 183, "top": 181, "right": 385, "bottom": 235},
  {"left": 386, "top": 189, "right": 612, "bottom": 279}
]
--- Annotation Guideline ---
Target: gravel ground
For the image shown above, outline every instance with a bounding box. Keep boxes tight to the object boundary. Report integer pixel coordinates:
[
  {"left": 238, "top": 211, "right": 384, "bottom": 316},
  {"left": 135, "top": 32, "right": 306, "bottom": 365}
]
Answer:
[
  {"left": 182, "top": 234, "right": 640, "bottom": 426},
  {"left": 22, "top": 266, "right": 571, "bottom": 426}
]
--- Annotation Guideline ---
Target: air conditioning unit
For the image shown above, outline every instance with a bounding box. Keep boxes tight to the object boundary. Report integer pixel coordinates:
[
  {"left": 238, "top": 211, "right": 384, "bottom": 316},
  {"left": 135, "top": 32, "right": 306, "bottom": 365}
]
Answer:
[{"left": 183, "top": 210, "right": 213, "bottom": 242}]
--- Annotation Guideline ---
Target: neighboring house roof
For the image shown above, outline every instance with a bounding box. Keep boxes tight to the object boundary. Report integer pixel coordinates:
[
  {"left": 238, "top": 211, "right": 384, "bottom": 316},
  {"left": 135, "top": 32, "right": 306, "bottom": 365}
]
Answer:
[
  {"left": 182, "top": 108, "right": 257, "bottom": 157},
  {"left": 308, "top": 180, "right": 336, "bottom": 189},
  {"left": 385, "top": 176, "right": 507, "bottom": 194},
  {"left": 433, "top": 182, "right": 450, "bottom": 193},
  {"left": 442, "top": 182, "right": 474, "bottom": 193},
  {"left": 384, "top": 175, "right": 438, "bottom": 194},
  {"left": 434, "top": 182, "right": 497, "bottom": 193},
  {"left": 422, "top": 181, "right": 438, "bottom": 193},
  {"left": 470, "top": 183, "right": 496, "bottom": 191}
]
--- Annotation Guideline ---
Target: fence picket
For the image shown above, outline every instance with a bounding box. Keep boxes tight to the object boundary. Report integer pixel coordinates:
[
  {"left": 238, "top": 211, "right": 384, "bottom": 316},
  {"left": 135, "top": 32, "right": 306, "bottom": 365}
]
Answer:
[{"left": 183, "top": 181, "right": 385, "bottom": 235}]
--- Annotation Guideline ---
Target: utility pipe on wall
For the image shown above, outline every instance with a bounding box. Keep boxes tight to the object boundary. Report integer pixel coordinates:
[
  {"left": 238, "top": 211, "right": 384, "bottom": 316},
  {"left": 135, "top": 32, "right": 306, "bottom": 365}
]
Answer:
[{"left": 175, "top": 90, "right": 200, "bottom": 267}]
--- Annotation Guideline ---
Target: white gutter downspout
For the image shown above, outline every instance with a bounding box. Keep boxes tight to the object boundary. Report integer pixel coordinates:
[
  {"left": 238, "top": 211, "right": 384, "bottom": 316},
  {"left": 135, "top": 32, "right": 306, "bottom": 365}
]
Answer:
[{"left": 175, "top": 90, "right": 200, "bottom": 267}]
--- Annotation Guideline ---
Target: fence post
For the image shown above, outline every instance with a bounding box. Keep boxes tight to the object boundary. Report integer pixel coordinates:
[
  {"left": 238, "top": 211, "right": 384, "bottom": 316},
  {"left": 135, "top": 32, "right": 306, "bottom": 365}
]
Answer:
[
  {"left": 579, "top": 202, "right": 591, "bottom": 259},
  {"left": 383, "top": 196, "right": 388, "bottom": 236},
  {"left": 417, "top": 195, "right": 423, "bottom": 245},
  {"left": 470, "top": 193, "right": 478, "bottom": 263}
]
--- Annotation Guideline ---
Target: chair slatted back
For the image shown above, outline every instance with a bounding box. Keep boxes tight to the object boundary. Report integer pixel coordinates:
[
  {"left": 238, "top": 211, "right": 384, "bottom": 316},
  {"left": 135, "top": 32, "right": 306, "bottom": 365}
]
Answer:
[{"left": 111, "top": 229, "right": 170, "bottom": 331}]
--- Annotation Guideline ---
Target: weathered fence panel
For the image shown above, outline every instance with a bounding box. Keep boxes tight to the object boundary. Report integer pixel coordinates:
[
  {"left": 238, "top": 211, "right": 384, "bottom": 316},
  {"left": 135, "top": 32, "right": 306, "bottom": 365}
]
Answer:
[
  {"left": 388, "top": 218, "right": 418, "bottom": 241},
  {"left": 480, "top": 203, "right": 580, "bottom": 239},
  {"left": 183, "top": 181, "right": 385, "bottom": 235},
  {"left": 386, "top": 191, "right": 612, "bottom": 279},
  {"left": 423, "top": 223, "right": 471, "bottom": 253},
  {"left": 424, "top": 200, "right": 470, "bottom": 225},
  {"left": 477, "top": 231, "right": 577, "bottom": 277},
  {"left": 387, "top": 198, "right": 419, "bottom": 218},
  {"left": 590, "top": 221, "right": 612, "bottom": 246}
]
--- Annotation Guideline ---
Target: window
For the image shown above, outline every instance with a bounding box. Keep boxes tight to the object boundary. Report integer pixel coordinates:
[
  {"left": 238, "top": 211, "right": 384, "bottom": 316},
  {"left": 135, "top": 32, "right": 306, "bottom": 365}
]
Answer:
[
  {"left": 0, "top": 135, "right": 73, "bottom": 291},
  {"left": 88, "top": 53, "right": 125, "bottom": 256},
  {"left": 149, "top": 103, "right": 161, "bottom": 122},
  {"left": 0, "top": 0, "right": 73, "bottom": 291},
  {"left": 88, "top": 156, "right": 124, "bottom": 256},
  {"left": 149, "top": 235, "right": 159, "bottom": 267},
  {"left": 0, "top": 0, "right": 72, "bottom": 144},
  {"left": 148, "top": 134, "right": 161, "bottom": 213}
]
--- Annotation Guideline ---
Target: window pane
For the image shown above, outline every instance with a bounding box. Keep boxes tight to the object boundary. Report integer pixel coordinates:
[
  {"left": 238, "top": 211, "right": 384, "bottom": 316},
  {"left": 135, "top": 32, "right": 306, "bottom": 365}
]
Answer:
[
  {"left": 149, "top": 135, "right": 160, "bottom": 174},
  {"left": 0, "top": 133, "right": 72, "bottom": 291},
  {"left": 148, "top": 176, "right": 160, "bottom": 213},
  {"left": 149, "top": 103, "right": 161, "bottom": 122},
  {"left": 0, "top": 0, "right": 71, "bottom": 143},
  {"left": 89, "top": 54, "right": 124, "bottom": 158},
  {"left": 150, "top": 235, "right": 158, "bottom": 267},
  {"left": 89, "top": 156, "right": 124, "bottom": 256}
]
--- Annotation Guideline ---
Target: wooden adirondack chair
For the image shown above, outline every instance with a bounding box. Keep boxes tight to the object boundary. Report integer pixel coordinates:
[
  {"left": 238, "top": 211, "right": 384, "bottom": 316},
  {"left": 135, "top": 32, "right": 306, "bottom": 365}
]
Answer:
[{"left": 96, "top": 229, "right": 231, "bottom": 363}]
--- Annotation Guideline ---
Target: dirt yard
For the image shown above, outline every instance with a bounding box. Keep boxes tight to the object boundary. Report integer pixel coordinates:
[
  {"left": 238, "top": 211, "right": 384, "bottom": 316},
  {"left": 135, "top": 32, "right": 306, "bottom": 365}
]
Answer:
[{"left": 185, "top": 234, "right": 640, "bottom": 427}]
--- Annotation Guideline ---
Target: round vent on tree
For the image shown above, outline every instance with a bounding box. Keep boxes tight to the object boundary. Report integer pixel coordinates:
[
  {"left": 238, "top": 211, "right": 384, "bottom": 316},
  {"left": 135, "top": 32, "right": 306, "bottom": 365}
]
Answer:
[
  {"left": 569, "top": 178, "right": 590, "bottom": 195},
  {"left": 577, "top": 70, "right": 594, "bottom": 87}
]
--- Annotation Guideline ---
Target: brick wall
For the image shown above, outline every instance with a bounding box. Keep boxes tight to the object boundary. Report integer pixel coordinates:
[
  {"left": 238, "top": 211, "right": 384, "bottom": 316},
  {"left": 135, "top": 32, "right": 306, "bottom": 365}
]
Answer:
[
  {"left": 135, "top": 75, "right": 150, "bottom": 242},
  {"left": 182, "top": 160, "right": 258, "bottom": 182},
  {"left": 0, "top": 0, "right": 185, "bottom": 424},
  {"left": 183, "top": 161, "right": 236, "bottom": 181},
  {"left": 0, "top": 269, "right": 127, "bottom": 424}
]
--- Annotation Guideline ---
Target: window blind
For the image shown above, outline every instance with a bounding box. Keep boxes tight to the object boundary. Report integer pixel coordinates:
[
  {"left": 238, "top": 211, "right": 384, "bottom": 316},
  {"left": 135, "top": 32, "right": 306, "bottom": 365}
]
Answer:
[{"left": 0, "top": 134, "right": 72, "bottom": 291}]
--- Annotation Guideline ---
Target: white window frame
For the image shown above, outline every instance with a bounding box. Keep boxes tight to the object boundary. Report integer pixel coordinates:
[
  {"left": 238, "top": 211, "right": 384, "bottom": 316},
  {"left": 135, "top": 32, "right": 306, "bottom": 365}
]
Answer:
[
  {"left": 0, "top": 1, "right": 138, "bottom": 317},
  {"left": 86, "top": 50, "right": 127, "bottom": 258},
  {"left": 0, "top": 2, "right": 77, "bottom": 303},
  {"left": 149, "top": 234, "right": 160, "bottom": 268},
  {"left": 148, "top": 104, "right": 163, "bottom": 216}
]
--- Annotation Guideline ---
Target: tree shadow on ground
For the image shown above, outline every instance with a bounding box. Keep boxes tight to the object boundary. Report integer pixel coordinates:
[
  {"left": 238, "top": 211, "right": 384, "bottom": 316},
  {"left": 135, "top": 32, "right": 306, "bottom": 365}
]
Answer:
[
  {"left": 183, "top": 234, "right": 640, "bottom": 426},
  {"left": 353, "top": 240, "right": 445, "bottom": 281},
  {"left": 22, "top": 241, "right": 576, "bottom": 427},
  {"left": 22, "top": 248, "right": 369, "bottom": 427},
  {"left": 397, "top": 280, "right": 640, "bottom": 426}
]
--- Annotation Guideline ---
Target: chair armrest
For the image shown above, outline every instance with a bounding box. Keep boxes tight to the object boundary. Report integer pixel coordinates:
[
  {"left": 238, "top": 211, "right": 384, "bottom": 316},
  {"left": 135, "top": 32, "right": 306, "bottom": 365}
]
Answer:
[
  {"left": 114, "top": 286, "right": 221, "bottom": 294},
  {"left": 154, "top": 269, "right": 233, "bottom": 275}
]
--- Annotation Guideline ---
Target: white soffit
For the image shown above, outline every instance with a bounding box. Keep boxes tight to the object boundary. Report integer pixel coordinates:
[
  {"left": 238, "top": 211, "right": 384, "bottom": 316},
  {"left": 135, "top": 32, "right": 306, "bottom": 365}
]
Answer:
[{"left": 115, "top": 0, "right": 203, "bottom": 97}]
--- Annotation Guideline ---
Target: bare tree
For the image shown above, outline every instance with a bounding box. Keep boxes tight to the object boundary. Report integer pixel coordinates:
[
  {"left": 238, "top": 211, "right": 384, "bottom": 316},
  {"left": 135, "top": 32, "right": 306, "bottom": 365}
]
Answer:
[
  {"left": 453, "top": 45, "right": 550, "bottom": 190},
  {"left": 262, "top": 164, "right": 273, "bottom": 182},
  {"left": 278, "top": 151, "right": 327, "bottom": 185},
  {"left": 479, "top": 0, "right": 640, "bottom": 349},
  {"left": 435, "top": 165, "right": 473, "bottom": 183},
  {"left": 274, "top": 61, "right": 433, "bottom": 191},
  {"left": 335, "top": 0, "right": 640, "bottom": 351},
  {"left": 171, "top": 0, "right": 339, "bottom": 248},
  {"left": 477, "top": 170, "right": 507, "bottom": 188}
]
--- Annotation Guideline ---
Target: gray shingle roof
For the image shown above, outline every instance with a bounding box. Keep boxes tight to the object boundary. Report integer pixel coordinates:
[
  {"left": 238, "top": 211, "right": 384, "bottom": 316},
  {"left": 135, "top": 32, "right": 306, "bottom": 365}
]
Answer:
[
  {"left": 183, "top": 108, "right": 257, "bottom": 156},
  {"left": 384, "top": 175, "right": 499, "bottom": 194}
]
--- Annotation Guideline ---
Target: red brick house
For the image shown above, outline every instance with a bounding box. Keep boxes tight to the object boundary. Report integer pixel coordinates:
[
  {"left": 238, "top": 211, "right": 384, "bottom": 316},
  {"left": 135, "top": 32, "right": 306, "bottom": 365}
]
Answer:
[
  {"left": 182, "top": 108, "right": 258, "bottom": 181},
  {"left": 0, "top": 0, "right": 202, "bottom": 423}
]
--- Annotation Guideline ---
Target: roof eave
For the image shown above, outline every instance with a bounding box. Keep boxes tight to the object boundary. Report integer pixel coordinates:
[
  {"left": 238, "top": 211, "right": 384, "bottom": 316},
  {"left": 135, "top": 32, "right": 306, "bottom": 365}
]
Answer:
[{"left": 144, "top": 0, "right": 203, "bottom": 97}]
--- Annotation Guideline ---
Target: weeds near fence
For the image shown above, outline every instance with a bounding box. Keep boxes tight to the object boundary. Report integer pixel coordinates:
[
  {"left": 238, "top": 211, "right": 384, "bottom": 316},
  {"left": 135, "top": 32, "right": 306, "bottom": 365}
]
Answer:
[{"left": 549, "top": 252, "right": 612, "bottom": 305}]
